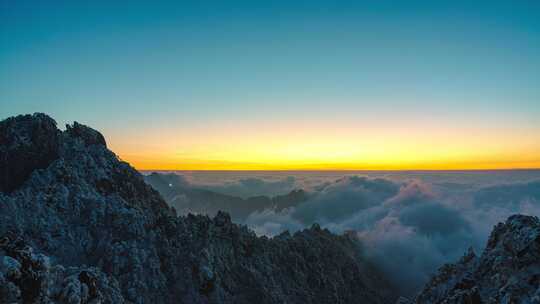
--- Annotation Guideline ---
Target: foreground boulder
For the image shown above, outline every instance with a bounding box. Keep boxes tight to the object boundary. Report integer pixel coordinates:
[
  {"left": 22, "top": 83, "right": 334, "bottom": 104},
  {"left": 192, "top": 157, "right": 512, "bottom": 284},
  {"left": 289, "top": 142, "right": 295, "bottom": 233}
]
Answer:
[
  {"left": 0, "top": 113, "right": 396, "bottom": 303},
  {"left": 415, "top": 215, "right": 540, "bottom": 304}
]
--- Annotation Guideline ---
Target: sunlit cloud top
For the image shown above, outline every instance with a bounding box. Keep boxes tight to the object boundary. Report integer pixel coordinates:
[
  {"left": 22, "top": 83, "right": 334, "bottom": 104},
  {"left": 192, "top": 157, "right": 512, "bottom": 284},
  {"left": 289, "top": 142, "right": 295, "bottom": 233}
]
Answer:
[{"left": 1, "top": 1, "right": 539, "bottom": 169}]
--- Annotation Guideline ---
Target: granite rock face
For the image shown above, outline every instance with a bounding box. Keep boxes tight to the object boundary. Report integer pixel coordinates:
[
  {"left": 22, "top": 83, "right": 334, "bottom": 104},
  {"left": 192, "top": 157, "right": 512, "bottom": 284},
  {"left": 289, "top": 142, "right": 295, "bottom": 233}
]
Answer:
[
  {"left": 0, "top": 113, "right": 396, "bottom": 304},
  {"left": 415, "top": 215, "right": 540, "bottom": 304}
]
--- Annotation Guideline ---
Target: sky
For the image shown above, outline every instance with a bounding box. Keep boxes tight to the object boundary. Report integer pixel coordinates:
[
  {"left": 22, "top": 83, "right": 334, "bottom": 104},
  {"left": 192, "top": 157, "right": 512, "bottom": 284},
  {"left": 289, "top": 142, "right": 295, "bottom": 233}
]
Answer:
[{"left": 1, "top": 1, "right": 539, "bottom": 170}]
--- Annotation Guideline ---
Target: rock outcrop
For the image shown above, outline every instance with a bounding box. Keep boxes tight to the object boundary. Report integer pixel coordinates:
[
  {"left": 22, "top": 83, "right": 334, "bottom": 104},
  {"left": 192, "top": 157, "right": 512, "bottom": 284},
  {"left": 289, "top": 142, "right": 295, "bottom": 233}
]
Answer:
[
  {"left": 415, "top": 215, "right": 540, "bottom": 304},
  {"left": 0, "top": 113, "right": 61, "bottom": 193},
  {"left": 0, "top": 113, "right": 396, "bottom": 304}
]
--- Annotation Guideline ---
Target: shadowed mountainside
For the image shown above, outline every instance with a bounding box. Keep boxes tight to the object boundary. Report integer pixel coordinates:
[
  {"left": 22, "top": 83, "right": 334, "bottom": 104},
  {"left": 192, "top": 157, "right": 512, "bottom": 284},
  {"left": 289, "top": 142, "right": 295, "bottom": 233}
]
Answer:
[{"left": 0, "top": 113, "right": 396, "bottom": 304}]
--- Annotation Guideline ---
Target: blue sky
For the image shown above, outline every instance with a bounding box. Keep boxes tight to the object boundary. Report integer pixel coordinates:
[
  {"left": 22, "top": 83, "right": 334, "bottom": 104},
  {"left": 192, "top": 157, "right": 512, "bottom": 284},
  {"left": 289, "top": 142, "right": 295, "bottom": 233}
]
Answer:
[{"left": 1, "top": 1, "right": 539, "bottom": 169}]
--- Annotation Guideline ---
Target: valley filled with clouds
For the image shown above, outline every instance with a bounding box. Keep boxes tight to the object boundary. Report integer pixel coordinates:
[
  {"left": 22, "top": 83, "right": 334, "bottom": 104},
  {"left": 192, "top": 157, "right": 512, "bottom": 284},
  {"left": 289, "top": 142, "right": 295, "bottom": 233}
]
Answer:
[{"left": 145, "top": 170, "right": 540, "bottom": 295}]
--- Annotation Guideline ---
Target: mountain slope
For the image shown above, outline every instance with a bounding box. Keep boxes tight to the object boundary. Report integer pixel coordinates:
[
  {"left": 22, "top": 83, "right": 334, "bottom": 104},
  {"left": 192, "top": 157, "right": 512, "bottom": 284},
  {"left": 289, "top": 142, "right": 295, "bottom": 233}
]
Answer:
[{"left": 0, "top": 113, "right": 396, "bottom": 304}]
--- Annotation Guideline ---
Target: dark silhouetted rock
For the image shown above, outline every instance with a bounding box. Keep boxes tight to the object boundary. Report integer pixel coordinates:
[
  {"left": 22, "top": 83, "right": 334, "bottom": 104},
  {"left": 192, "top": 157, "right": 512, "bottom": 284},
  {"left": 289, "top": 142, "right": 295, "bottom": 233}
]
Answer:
[{"left": 0, "top": 113, "right": 60, "bottom": 193}]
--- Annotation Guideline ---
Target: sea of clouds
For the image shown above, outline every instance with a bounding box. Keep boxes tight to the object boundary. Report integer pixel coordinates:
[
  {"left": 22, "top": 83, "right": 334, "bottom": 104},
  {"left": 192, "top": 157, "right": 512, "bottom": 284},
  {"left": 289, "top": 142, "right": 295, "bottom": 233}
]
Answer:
[{"left": 144, "top": 170, "right": 540, "bottom": 295}]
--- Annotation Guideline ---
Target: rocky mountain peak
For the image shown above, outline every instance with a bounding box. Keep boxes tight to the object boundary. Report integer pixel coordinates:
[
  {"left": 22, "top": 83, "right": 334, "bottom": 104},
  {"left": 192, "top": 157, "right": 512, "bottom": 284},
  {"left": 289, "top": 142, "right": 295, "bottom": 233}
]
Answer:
[{"left": 0, "top": 113, "right": 397, "bottom": 303}]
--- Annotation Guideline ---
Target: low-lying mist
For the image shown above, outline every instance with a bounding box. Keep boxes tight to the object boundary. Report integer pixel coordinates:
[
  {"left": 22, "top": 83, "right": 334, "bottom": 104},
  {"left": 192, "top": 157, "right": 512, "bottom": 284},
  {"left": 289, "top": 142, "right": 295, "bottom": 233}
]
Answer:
[{"left": 144, "top": 171, "right": 540, "bottom": 296}]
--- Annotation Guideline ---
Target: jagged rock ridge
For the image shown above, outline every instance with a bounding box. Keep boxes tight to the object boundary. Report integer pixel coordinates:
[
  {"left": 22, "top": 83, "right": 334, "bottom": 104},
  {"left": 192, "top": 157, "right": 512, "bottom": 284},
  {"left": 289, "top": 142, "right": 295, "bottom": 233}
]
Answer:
[
  {"left": 414, "top": 214, "right": 540, "bottom": 304},
  {"left": 0, "top": 113, "right": 396, "bottom": 303}
]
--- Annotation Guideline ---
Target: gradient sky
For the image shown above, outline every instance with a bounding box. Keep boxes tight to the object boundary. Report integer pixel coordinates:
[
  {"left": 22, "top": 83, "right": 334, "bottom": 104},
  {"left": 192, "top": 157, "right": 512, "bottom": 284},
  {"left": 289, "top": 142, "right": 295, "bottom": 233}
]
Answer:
[{"left": 1, "top": 1, "right": 539, "bottom": 170}]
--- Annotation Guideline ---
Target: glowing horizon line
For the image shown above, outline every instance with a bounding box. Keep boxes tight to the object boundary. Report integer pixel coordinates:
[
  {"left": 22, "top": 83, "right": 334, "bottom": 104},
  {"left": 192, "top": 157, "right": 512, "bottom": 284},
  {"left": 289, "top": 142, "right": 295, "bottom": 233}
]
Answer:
[
  {"left": 138, "top": 168, "right": 540, "bottom": 172},
  {"left": 128, "top": 160, "right": 540, "bottom": 171}
]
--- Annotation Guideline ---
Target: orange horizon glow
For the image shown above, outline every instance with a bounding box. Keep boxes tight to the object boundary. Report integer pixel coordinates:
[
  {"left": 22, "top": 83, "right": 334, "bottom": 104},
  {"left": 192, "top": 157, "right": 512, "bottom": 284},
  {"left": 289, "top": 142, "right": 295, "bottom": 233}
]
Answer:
[
  {"left": 104, "top": 118, "right": 540, "bottom": 171},
  {"left": 123, "top": 158, "right": 540, "bottom": 171}
]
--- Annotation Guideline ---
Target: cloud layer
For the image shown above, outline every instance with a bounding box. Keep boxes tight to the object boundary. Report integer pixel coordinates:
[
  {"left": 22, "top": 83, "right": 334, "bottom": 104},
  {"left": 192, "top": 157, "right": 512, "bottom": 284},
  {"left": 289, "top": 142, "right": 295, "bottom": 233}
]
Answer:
[
  {"left": 244, "top": 177, "right": 540, "bottom": 295},
  {"left": 144, "top": 171, "right": 540, "bottom": 296},
  {"left": 199, "top": 176, "right": 298, "bottom": 198}
]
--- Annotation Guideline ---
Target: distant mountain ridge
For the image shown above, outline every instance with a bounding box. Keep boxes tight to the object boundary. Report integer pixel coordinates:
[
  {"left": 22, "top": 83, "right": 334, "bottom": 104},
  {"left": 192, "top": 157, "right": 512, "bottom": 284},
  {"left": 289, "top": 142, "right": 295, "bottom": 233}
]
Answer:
[
  {"left": 0, "top": 113, "right": 396, "bottom": 303},
  {"left": 144, "top": 172, "right": 307, "bottom": 221}
]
